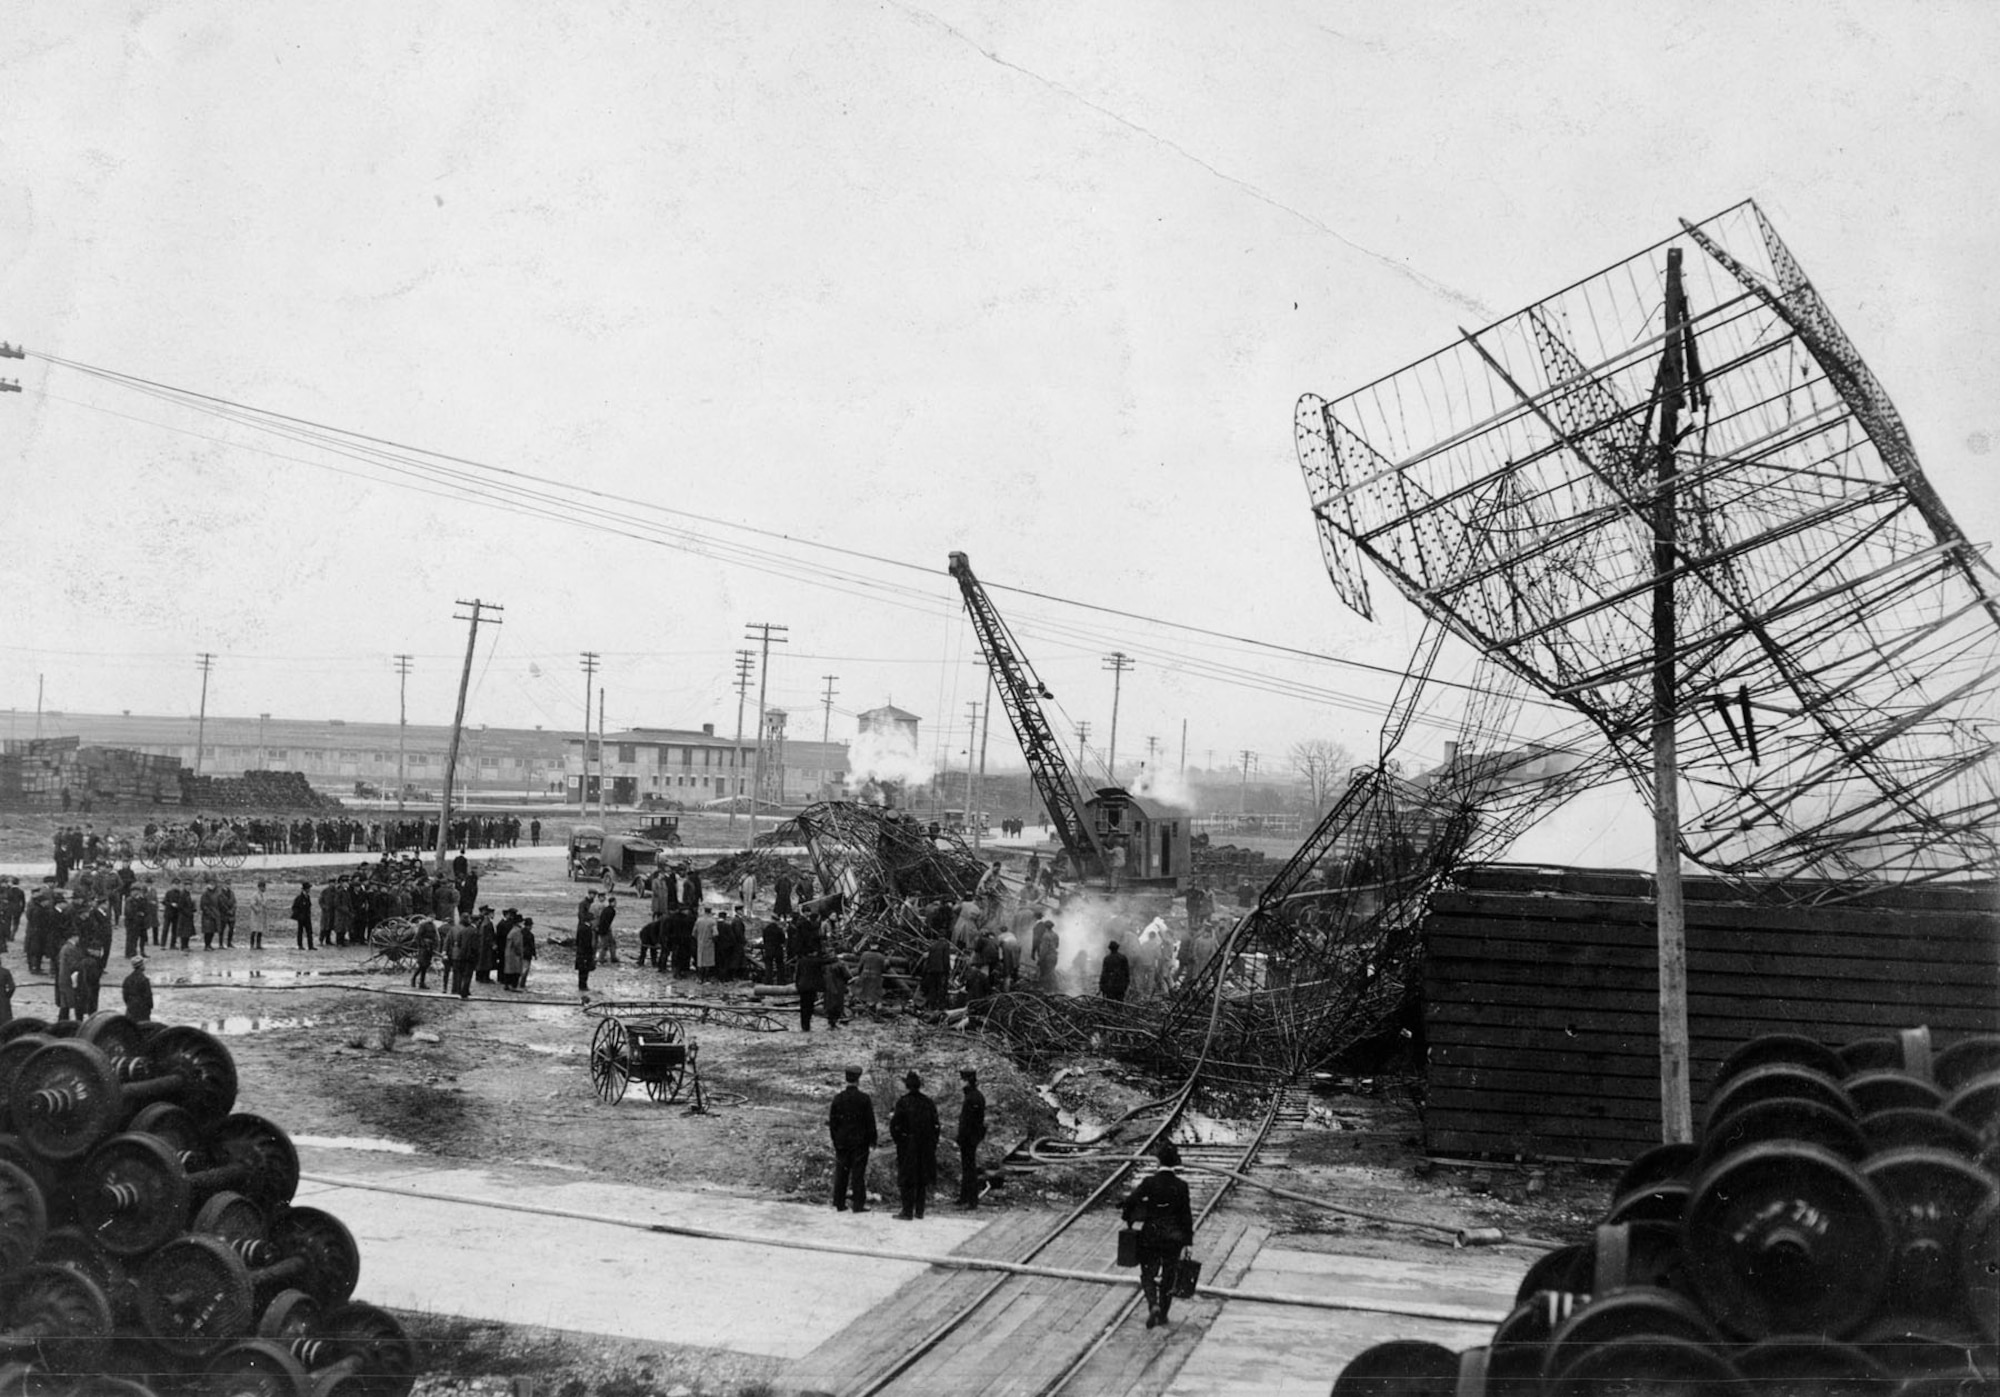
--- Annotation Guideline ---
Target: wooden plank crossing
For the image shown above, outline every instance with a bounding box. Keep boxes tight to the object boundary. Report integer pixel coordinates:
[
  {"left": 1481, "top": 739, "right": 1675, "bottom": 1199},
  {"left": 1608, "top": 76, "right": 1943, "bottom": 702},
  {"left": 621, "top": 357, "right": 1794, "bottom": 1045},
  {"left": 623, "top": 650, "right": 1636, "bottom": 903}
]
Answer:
[
  {"left": 780, "top": 1209, "right": 1269, "bottom": 1397},
  {"left": 1422, "top": 867, "right": 2000, "bottom": 1163}
]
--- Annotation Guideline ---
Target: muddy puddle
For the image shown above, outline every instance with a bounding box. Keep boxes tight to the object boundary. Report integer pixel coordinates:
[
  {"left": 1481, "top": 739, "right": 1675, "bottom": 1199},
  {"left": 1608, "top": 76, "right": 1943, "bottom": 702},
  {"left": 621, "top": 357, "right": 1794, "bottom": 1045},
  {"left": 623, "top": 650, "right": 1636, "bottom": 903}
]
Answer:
[
  {"left": 198, "top": 1015, "right": 320, "bottom": 1036},
  {"left": 294, "top": 1134, "right": 419, "bottom": 1154}
]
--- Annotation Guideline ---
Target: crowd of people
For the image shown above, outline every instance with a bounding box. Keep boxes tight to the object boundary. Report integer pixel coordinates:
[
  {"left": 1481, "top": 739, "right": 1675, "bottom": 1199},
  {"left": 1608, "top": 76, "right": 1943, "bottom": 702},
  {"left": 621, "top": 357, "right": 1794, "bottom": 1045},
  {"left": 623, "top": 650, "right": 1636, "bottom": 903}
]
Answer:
[
  {"left": 46, "top": 814, "right": 542, "bottom": 876},
  {"left": 1, "top": 837, "right": 507, "bottom": 1023}
]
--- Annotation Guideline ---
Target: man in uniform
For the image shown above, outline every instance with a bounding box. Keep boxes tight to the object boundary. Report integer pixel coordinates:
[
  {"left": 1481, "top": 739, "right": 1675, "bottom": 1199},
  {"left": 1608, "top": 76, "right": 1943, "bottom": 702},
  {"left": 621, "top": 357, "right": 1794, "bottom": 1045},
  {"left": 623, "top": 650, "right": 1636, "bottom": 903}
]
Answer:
[
  {"left": 955, "top": 1068, "right": 987, "bottom": 1209},
  {"left": 827, "top": 1065, "right": 878, "bottom": 1212},
  {"left": 889, "top": 1070, "right": 940, "bottom": 1220}
]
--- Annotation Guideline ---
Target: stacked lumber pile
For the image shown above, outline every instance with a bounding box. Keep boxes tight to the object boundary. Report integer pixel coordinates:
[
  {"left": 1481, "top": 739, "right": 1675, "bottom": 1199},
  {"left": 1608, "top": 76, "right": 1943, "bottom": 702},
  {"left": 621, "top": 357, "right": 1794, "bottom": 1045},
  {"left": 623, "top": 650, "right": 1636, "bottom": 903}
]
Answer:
[{"left": 0, "top": 738, "right": 182, "bottom": 806}]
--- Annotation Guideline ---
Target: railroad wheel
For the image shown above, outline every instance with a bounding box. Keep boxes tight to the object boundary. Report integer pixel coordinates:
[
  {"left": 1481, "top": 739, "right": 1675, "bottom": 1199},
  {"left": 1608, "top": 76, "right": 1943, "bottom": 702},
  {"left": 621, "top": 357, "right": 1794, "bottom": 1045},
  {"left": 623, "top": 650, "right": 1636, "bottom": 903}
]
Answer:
[
  {"left": 0, "top": 1262, "right": 116, "bottom": 1374},
  {"left": 1843, "top": 1069, "right": 1943, "bottom": 1117},
  {"left": 0, "top": 1020, "right": 51, "bottom": 1045},
  {"left": 77, "top": 1013, "right": 150, "bottom": 1080},
  {"left": 1860, "top": 1107, "right": 1980, "bottom": 1158},
  {"left": 193, "top": 1192, "right": 270, "bottom": 1256},
  {"left": 9, "top": 1039, "right": 123, "bottom": 1163},
  {"left": 208, "top": 1114, "right": 302, "bottom": 1211},
  {"left": 1546, "top": 1335, "right": 1740, "bottom": 1395},
  {"left": 1703, "top": 1063, "right": 1855, "bottom": 1134},
  {"left": 36, "top": 1226, "right": 135, "bottom": 1324},
  {"left": 0, "top": 1033, "right": 55, "bottom": 1132},
  {"left": 325, "top": 1299, "right": 418, "bottom": 1397},
  {"left": 138, "top": 1234, "right": 256, "bottom": 1357},
  {"left": 1864, "top": 1146, "right": 2000, "bottom": 1319},
  {"left": 131, "top": 1101, "right": 208, "bottom": 1165},
  {"left": 1683, "top": 1142, "right": 1891, "bottom": 1338},
  {"left": 267, "top": 1206, "right": 360, "bottom": 1309},
  {"left": 257, "top": 1288, "right": 322, "bottom": 1341},
  {"left": 0, "top": 1161, "right": 48, "bottom": 1275},
  {"left": 197, "top": 1337, "right": 310, "bottom": 1397},
  {"left": 1935, "top": 1035, "right": 2000, "bottom": 1092},
  {"left": 1611, "top": 1141, "right": 1697, "bottom": 1201},
  {"left": 74, "top": 1134, "right": 191, "bottom": 1258},
  {"left": 590, "top": 1019, "right": 630, "bottom": 1105},
  {"left": 143, "top": 1025, "right": 241, "bottom": 1126},
  {"left": 1716, "top": 1033, "right": 1847, "bottom": 1091}
]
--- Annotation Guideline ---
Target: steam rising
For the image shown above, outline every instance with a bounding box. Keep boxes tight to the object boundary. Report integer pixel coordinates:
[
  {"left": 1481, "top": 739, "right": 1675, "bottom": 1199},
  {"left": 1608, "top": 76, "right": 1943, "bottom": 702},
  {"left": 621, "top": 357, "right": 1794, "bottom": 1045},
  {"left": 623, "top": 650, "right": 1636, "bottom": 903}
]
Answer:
[
  {"left": 1128, "top": 763, "right": 1195, "bottom": 812},
  {"left": 850, "top": 727, "right": 934, "bottom": 788}
]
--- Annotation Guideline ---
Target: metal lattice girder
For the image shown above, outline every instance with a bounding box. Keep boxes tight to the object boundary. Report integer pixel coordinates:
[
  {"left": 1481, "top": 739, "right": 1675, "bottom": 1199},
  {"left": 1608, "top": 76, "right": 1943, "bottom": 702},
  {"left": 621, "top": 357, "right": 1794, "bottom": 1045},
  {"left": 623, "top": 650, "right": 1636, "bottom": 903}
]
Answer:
[{"left": 1295, "top": 199, "right": 2000, "bottom": 895}]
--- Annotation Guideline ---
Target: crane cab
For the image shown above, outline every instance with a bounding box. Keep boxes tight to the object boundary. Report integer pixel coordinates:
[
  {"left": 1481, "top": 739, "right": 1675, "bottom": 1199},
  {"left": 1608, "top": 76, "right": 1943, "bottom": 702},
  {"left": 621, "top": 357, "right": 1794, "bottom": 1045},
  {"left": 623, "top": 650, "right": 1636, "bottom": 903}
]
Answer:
[{"left": 1083, "top": 787, "right": 1189, "bottom": 890}]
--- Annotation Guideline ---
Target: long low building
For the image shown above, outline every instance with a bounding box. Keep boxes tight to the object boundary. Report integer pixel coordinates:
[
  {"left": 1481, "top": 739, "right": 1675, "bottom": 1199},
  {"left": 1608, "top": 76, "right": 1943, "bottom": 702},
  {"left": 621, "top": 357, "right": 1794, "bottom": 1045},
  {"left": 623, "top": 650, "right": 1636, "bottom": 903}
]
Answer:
[{"left": 7, "top": 710, "right": 852, "bottom": 804}]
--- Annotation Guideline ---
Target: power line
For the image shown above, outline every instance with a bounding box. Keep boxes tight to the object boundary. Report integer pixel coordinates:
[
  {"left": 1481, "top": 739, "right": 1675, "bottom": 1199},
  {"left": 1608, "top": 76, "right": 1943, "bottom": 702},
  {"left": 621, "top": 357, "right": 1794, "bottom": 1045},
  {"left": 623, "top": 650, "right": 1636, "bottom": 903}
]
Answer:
[{"left": 20, "top": 354, "right": 1555, "bottom": 711}]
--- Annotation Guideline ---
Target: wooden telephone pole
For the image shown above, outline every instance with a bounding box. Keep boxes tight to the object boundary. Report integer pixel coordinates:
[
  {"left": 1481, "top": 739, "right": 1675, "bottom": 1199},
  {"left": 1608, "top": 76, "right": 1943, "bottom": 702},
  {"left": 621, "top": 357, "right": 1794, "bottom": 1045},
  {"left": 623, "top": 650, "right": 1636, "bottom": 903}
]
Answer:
[
  {"left": 437, "top": 600, "right": 502, "bottom": 878},
  {"left": 1653, "top": 247, "right": 1693, "bottom": 1143}
]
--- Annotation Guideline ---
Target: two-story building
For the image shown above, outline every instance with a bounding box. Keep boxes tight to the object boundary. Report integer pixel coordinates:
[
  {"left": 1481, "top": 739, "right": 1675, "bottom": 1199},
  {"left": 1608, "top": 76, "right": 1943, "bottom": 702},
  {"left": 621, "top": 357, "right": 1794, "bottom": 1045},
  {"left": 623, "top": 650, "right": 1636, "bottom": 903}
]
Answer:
[{"left": 564, "top": 723, "right": 849, "bottom": 807}]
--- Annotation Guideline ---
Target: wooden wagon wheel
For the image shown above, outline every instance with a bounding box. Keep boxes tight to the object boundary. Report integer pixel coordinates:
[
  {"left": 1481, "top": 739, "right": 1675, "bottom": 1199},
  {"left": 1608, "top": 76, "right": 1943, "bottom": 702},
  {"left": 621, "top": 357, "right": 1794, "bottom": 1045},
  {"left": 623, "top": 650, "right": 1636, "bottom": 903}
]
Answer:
[
  {"left": 222, "top": 839, "right": 248, "bottom": 870},
  {"left": 643, "top": 1021, "right": 687, "bottom": 1103},
  {"left": 589, "top": 1019, "right": 630, "bottom": 1104}
]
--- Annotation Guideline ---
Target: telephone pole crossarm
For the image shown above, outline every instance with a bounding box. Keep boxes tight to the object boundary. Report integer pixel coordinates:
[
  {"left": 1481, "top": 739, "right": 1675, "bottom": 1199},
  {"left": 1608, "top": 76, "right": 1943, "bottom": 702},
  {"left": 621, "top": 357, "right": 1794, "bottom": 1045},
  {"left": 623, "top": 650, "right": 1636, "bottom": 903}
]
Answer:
[{"left": 437, "top": 600, "right": 503, "bottom": 879}]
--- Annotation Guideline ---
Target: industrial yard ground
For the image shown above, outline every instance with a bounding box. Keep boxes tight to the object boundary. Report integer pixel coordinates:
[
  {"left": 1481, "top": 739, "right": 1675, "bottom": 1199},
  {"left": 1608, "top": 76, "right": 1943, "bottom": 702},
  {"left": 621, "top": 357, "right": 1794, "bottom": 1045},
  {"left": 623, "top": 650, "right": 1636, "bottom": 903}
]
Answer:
[{"left": 0, "top": 808, "right": 1608, "bottom": 1394}]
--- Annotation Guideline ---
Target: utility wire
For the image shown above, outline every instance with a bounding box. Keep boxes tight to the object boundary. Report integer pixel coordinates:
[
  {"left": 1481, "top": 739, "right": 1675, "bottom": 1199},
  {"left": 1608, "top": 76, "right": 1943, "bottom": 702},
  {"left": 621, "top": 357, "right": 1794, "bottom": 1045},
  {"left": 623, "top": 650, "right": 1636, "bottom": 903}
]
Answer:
[{"left": 27, "top": 353, "right": 1558, "bottom": 711}]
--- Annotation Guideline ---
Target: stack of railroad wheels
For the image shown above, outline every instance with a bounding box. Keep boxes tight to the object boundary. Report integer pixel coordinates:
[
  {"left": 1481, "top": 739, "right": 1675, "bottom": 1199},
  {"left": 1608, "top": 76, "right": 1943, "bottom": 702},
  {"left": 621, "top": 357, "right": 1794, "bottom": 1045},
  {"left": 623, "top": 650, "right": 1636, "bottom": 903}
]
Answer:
[
  {"left": 1334, "top": 1024, "right": 2000, "bottom": 1394},
  {"left": 0, "top": 1011, "right": 416, "bottom": 1395}
]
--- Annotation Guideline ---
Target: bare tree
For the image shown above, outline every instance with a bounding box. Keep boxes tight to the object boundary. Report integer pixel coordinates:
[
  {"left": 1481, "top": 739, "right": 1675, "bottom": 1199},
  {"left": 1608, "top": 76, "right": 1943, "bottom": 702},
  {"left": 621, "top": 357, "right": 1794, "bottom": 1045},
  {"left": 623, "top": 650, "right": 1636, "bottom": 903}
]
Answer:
[{"left": 1290, "top": 738, "right": 1357, "bottom": 810}]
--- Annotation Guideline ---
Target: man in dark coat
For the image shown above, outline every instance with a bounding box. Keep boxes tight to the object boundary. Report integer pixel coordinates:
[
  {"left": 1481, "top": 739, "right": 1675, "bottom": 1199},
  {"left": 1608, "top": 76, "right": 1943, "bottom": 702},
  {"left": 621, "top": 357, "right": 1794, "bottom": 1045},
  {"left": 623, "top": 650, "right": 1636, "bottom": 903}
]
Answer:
[
  {"left": 921, "top": 931, "right": 952, "bottom": 1013},
  {"left": 122, "top": 959, "right": 154, "bottom": 1022},
  {"left": 292, "top": 883, "right": 315, "bottom": 950},
  {"left": 889, "top": 1070, "right": 940, "bottom": 1220},
  {"left": 793, "top": 917, "right": 827, "bottom": 1031},
  {"left": 761, "top": 917, "right": 787, "bottom": 984},
  {"left": 574, "top": 916, "right": 596, "bottom": 999},
  {"left": 955, "top": 1068, "right": 987, "bottom": 1209},
  {"left": 1099, "top": 941, "right": 1131, "bottom": 1001},
  {"left": 1120, "top": 1142, "right": 1194, "bottom": 1328},
  {"left": 827, "top": 1064, "right": 878, "bottom": 1212}
]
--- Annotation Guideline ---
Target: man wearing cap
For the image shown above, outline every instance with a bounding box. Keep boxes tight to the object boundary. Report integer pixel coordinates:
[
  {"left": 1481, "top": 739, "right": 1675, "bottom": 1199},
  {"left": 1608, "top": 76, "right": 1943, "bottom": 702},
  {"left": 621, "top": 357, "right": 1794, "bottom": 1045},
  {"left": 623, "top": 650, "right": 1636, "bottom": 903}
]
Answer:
[
  {"left": 955, "top": 1068, "right": 987, "bottom": 1209},
  {"left": 122, "top": 958, "right": 154, "bottom": 1023},
  {"left": 889, "top": 1070, "right": 941, "bottom": 1220},
  {"left": 1121, "top": 1143, "right": 1194, "bottom": 1328},
  {"left": 827, "top": 1065, "right": 878, "bottom": 1212}
]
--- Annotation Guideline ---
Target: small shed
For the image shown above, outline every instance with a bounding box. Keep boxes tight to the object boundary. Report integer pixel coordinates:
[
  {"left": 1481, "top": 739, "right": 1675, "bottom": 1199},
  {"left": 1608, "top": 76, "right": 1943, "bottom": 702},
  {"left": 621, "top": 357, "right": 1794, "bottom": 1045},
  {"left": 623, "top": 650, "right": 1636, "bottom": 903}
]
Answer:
[{"left": 1083, "top": 787, "right": 1190, "bottom": 889}]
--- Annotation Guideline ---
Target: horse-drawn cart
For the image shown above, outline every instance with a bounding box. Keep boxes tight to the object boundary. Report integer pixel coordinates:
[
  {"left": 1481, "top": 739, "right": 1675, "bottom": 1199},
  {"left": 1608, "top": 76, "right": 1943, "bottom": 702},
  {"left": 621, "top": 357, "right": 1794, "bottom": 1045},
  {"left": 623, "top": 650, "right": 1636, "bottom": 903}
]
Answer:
[{"left": 587, "top": 1014, "right": 704, "bottom": 1106}]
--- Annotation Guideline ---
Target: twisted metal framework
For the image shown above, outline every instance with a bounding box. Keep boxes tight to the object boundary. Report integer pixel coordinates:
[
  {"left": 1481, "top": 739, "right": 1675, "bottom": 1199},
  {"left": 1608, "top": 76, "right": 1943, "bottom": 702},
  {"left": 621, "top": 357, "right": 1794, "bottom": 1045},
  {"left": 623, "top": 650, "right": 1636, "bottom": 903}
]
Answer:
[
  {"left": 982, "top": 621, "right": 1619, "bottom": 1084},
  {"left": 1297, "top": 200, "right": 2000, "bottom": 898},
  {"left": 769, "top": 801, "right": 989, "bottom": 960}
]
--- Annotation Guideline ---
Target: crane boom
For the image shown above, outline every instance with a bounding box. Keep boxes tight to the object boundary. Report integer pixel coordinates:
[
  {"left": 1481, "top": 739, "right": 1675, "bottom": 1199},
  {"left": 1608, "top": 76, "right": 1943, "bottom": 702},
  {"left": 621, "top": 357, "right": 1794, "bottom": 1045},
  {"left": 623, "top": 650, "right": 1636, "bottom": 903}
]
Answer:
[{"left": 947, "top": 552, "right": 1105, "bottom": 878}]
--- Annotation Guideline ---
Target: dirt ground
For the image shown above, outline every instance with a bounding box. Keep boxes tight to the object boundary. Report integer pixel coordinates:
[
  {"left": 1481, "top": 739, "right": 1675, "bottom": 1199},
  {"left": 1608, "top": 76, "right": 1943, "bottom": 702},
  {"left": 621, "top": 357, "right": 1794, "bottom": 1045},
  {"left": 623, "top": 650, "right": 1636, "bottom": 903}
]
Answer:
[{"left": 1, "top": 804, "right": 1613, "bottom": 1394}]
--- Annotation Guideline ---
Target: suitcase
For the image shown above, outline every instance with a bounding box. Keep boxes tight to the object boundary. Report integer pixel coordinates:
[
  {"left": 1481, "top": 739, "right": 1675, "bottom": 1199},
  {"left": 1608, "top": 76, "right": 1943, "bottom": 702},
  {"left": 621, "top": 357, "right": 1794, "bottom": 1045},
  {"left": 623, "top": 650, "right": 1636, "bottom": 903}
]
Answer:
[
  {"left": 1173, "top": 1253, "right": 1201, "bottom": 1298},
  {"left": 1115, "top": 1228, "right": 1141, "bottom": 1268}
]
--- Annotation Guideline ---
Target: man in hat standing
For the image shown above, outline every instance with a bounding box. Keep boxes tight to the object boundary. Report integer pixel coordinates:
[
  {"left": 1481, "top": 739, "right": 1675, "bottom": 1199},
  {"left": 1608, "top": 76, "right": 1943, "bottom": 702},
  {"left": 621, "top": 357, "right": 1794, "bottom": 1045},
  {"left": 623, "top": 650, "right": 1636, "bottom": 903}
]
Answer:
[
  {"left": 955, "top": 1068, "right": 987, "bottom": 1209},
  {"left": 122, "top": 958, "right": 154, "bottom": 1023},
  {"left": 889, "top": 1070, "right": 941, "bottom": 1220},
  {"left": 827, "top": 1065, "right": 878, "bottom": 1212},
  {"left": 1121, "top": 1142, "right": 1194, "bottom": 1328},
  {"left": 1099, "top": 940, "right": 1131, "bottom": 1002}
]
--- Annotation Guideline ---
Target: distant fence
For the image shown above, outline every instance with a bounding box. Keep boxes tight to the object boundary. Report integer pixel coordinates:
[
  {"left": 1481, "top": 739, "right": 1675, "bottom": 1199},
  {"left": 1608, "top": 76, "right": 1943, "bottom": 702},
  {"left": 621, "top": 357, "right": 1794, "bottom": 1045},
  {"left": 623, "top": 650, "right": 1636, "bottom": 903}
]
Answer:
[
  {"left": 1422, "top": 865, "right": 2000, "bottom": 1163},
  {"left": 1191, "top": 813, "right": 1304, "bottom": 837}
]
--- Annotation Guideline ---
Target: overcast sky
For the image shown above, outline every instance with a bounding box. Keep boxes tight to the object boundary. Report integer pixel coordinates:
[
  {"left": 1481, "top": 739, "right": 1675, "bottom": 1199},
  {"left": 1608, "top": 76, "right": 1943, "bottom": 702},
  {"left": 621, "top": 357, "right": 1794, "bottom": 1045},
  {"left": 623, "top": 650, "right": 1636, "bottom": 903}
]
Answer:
[{"left": 4, "top": 1, "right": 1995, "bottom": 791}]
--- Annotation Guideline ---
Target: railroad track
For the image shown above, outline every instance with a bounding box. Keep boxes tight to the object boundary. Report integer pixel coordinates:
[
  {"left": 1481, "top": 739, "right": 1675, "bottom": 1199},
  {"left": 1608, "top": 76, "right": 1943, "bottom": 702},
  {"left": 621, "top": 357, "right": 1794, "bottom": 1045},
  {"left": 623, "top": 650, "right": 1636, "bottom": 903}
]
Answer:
[{"left": 795, "top": 1080, "right": 1299, "bottom": 1397}]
